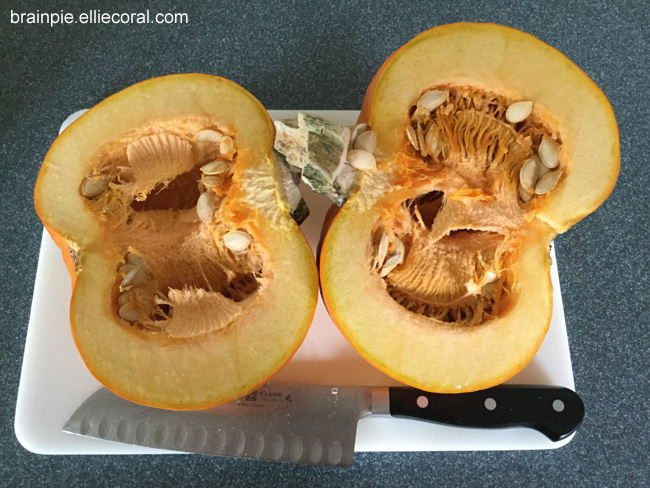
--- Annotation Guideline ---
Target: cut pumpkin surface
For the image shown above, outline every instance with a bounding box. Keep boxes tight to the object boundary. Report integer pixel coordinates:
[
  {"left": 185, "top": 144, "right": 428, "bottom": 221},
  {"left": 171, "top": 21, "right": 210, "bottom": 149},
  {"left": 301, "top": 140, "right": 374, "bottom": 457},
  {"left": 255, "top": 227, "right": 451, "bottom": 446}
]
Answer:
[
  {"left": 320, "top": 23, "right": 619, "bottom": 392},
  {"left": 35, "top": 74, "right": 318, "bottom": 409}
]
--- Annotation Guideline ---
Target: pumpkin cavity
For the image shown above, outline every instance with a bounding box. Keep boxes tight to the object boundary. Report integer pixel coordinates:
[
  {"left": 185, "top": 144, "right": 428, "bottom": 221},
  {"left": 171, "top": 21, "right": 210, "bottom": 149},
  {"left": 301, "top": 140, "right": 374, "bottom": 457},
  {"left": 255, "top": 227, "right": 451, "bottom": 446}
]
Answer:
[
  {"left": 78, "top": 115, "right": 264, "bottom": 338},
  {"left": 371, "top": 190, "right": 514, "bottom": 326},
  {"left": 371, "top": 85, "right": 568, "bottom": 326},
  {"left": 407, "top": 85, "right": 564, "bottom": 203}
]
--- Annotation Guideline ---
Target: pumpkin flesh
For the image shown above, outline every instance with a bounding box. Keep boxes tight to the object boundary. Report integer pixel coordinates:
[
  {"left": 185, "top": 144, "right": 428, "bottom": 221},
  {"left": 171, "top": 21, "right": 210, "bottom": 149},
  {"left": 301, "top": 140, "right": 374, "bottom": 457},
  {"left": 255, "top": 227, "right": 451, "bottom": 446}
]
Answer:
[
  {"left": 322, "top": 23, "right": 619, "bottom": 392},
  {"left": 35, "top": 74, "right": 318, "bottom": 409}
]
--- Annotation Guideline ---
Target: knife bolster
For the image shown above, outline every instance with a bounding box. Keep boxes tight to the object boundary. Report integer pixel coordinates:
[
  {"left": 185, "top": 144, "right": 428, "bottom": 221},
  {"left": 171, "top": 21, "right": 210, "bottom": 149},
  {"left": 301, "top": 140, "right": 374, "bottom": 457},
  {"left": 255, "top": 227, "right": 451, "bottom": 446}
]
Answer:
[{"left": 371, "top": 388, "right": 390, "bottom": 415}]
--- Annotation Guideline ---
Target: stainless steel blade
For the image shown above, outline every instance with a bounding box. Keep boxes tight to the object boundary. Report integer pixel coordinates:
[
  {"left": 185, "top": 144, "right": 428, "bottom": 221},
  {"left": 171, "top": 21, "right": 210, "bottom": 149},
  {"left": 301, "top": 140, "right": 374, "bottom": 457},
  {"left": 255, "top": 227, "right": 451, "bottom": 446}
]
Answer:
[{"left": 63, "top": 383, "right": 371, "bottom": 466}]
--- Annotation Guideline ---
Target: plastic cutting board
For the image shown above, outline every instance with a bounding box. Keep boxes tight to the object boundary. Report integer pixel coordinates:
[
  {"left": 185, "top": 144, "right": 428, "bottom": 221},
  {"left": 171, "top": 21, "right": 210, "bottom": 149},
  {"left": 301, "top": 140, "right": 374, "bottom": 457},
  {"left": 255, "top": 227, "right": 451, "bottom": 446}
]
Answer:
[{"left": 15, "top": 110, "right": 577, "bottom": 455}]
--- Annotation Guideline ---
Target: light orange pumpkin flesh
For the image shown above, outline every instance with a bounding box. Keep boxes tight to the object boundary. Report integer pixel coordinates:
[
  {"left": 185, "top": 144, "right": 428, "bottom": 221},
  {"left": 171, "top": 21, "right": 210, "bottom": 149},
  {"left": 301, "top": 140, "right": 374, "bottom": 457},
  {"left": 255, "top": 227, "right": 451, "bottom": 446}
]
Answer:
[
  {"left": 321, "top": 23, "right": 619, "bottom": 393},
  {"left": 35, "top": 74, "right": 318, "bottom": 409}
]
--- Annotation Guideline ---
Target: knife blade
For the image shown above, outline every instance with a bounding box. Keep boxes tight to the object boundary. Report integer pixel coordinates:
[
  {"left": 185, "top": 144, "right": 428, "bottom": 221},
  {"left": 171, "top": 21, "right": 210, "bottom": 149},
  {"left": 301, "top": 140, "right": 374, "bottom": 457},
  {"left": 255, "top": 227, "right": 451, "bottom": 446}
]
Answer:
[{"left": 63, "top": 383, "right": 584, "bottom": 467}]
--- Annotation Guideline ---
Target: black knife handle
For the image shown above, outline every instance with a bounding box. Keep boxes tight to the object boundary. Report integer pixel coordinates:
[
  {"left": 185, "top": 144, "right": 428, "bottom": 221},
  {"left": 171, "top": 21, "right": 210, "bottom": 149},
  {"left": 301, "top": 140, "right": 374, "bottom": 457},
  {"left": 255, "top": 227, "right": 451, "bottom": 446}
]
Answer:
[{"left": 388, "top": 385, "right": 584, "bottom": 441}]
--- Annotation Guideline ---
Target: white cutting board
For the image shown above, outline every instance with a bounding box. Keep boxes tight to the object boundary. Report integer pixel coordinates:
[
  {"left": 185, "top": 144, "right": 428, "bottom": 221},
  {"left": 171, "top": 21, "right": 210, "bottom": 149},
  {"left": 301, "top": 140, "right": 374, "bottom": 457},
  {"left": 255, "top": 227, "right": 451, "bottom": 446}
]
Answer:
[{"left": 15, "top": 110, "right": 576, "bottom": 455}]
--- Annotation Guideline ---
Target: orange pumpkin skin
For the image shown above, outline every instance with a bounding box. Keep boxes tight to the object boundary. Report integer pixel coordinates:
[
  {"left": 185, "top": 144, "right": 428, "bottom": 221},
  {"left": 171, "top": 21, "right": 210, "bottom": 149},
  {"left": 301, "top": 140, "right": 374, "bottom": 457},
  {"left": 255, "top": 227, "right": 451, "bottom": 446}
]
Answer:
[
  {"left": 35, "top": 74, "right": 318, "bottom": 410},
  {"left": 321, "top": 23, "right": 619, "bottom": 393},
  {"left": 45, "top": 228, "right": 78, "bottom": 287}
]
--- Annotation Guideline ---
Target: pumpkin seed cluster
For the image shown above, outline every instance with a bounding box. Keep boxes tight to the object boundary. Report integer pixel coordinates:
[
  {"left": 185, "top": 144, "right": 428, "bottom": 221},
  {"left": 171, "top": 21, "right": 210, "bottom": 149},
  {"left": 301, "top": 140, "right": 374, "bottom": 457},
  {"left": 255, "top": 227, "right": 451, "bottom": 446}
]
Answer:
[
  {"left": 79, "top": 117, "right": 262, "bottom": 337},
  {"left": 372, "top": 86, "right": 564, "bottom": 326}
]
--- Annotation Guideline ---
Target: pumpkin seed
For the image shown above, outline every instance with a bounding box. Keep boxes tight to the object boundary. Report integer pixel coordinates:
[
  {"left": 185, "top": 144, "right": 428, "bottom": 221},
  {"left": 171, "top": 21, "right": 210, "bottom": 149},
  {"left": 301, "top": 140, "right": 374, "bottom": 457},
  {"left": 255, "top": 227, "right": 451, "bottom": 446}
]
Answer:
[
  {"left": 484, "top": 271, "right": 498, "bottom": 283},
  {"left": 196, "top": 192, "right": 215, "bottom": 223},
  {"left": 81, "top": 175, "right": 110, "bottom": 198},
  {"left": 118, "top": 302, "right": 141, "bottom": 322},
  {"left": 200, "top": 160, "right": 229, "bottom": 175},
  {"left": 519, "top": 157, "right": 541, "bottom": 192},
  {"left": 505, "top": 101, "right": 533, "bottom": 123},
  {"left": 425, "top": 126, "right": 439, "bottom": 156},
  {"left": 518, "top": 184, "right": 533, "bottom": 202},
  {"left": 376, "top": 232, "right": 390, "bottom": 269},
  {"left": 196, "top": 129, "right": 224, "bottom": 143},
  {"left": 537, "top": 161, "right": 550, "bottom": 177},
  {"left": 406, "top": 126, "right": 419, "bottom": 150},
  {"left": 411, "top": 106, "right": 430, "bottom": 122},
  {"left": 538, "top": 135, "right": 559, "bottom": 169},
  {"left": 220, "top": 136, "right": 234, "bottom": 154},
  {"left": 380, "top": 253, "right": 402, "bottom": 277},
  {"left": 347, "top": 149, "right": 377, "bottom": 171},
  {"left": 416, "top": 123, "right": 427, "bottom": 157},
  {"left": 417, "top": 89, "right": 448, "bottom": 111},
  {"left": 353, "top": 130, "right": 377, "bottom": 153},
  {"left": 392, "top": 236, "right": 405, "bottom": 264},
  {"left": 223, "top": 230, "right": 252, "bottom": 253},
  {"left": 118, "top": 288, "right": 154, "bottom": 314},
  {"left": 126, "top": 253, "right": 150, "bottom": 274},
  {"left": 534, "top": 170, "right": 562, "bottom": 194},
  {"left": 350, "top": 123, "right": 369, "bottom": 147},
  {"left": 118, "top": 289, "right": 134, "bottom": 307},
  {"left": 202, "top": 175, "right": 223, "bottom": 188},
  {"left": 121, "top": 267, "right": 147, "bottom": 287}
]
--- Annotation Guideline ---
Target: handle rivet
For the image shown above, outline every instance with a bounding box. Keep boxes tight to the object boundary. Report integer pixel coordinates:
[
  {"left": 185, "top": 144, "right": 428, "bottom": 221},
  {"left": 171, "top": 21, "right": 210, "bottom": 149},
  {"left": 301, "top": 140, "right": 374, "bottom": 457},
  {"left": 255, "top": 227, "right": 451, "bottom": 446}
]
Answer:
[
  {"left": 416, "top": 395, "right": 429, "bottom": 408},
  {"left": 552, "top": 399, "right": 565, "bottom": 412},
  {"left": 484, "top": 398, "right": 497, "bottom": 411}
]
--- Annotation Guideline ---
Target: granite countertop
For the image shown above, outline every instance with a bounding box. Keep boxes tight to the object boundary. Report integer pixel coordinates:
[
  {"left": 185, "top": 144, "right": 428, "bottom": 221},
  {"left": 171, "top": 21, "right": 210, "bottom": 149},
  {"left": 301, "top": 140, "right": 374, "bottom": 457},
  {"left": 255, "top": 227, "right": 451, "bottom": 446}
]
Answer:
[{"left": 2, "top": 1, "right": 648, "bottom": 486}]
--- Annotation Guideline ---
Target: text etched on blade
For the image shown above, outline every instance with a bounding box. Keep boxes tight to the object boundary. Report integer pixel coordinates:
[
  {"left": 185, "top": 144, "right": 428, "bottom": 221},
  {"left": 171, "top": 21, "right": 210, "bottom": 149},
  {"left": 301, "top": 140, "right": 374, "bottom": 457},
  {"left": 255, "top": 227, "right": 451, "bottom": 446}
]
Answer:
[{"left": 237, "top": 389, "right": 293, "bottom": 409}]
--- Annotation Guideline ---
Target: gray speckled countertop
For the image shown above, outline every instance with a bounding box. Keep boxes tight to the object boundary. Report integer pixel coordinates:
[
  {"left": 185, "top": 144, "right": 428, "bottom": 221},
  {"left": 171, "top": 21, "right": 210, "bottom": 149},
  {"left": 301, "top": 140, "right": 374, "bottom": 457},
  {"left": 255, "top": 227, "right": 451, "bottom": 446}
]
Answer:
[{"left": 2, "top": 1, "right": 649, "bottom": 486}]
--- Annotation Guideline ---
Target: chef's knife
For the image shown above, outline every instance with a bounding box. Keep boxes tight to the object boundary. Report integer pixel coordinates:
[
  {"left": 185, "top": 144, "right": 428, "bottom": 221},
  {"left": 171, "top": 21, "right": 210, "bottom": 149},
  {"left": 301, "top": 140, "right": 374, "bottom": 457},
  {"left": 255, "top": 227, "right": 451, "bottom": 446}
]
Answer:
[{"left": 63, "top": 383, "right": 584, "bottom": 467}]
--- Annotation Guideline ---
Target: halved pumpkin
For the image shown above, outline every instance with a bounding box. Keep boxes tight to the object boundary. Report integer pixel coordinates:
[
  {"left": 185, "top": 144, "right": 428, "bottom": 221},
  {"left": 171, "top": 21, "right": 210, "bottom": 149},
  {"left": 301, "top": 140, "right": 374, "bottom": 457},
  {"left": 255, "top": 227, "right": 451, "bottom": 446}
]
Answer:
[
  {"left": 35, "top": 74, "right": 318, "bottom": 409},
  {"left": 321, "top": 23, "right": 619, "bottom": 392}
]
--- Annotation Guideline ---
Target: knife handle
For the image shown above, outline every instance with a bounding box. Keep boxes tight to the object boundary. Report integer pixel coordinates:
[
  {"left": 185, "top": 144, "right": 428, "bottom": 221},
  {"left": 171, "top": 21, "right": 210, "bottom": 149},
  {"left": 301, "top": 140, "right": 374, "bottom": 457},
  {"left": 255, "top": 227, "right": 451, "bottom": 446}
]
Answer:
[{"left": 388, "top": 385, "right": 584, "bottom": 441}]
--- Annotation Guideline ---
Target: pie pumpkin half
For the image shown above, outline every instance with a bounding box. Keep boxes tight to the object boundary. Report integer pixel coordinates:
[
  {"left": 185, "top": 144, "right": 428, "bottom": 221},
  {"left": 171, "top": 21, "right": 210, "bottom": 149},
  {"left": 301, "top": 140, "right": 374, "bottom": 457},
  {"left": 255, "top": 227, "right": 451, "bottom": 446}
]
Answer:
[
  {"left": 34, "top": 74, "right": 318, "bottom": 409},
  {"left": 320, "top": 23, "right": 619, "bottom": 392}
]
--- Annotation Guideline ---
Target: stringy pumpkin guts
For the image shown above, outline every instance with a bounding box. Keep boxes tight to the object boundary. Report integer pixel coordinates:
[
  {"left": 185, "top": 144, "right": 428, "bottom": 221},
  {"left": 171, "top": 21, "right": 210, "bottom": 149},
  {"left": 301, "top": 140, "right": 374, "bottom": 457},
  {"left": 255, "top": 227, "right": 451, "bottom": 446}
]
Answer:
[
  {"left": 370, "top": 86, "right": 563, "bottom": 326},
  {"left": 78, "top": 115, "right": 267, "bottom": 338}
]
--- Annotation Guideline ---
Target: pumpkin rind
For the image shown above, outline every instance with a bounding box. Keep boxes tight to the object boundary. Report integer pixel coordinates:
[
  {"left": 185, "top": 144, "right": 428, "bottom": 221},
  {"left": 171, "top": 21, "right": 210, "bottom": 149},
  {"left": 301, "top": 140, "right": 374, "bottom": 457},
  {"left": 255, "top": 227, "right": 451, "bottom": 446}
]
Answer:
[
  {"left": 322, "top": 23, "right": 619, "bottom": 392},
  {"left": 35, "top": 74, "right": 318, "bottom": 409}
]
